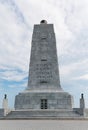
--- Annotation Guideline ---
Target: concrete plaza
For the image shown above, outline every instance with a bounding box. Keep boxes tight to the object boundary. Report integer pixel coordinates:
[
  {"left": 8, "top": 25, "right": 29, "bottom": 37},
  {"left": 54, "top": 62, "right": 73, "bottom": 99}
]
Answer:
[{"left": 0, "top": 119, "right": 88, "bottom": 130}]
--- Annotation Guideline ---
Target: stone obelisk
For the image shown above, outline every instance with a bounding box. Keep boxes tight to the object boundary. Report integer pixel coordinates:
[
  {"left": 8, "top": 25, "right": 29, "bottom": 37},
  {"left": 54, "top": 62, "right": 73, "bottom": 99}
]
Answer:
[
  {"left": 15, "top": 20, "right": 73, "bottom": 110},
  {"left": 27, "top": 20, "right": 61, "bottom": 90}
]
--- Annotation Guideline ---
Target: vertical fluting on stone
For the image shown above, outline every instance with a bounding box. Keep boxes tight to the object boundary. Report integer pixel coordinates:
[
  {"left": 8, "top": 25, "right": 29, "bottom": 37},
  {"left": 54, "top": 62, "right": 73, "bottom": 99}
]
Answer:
[{"left": 27, "top": 21, "right": 61, "bottom": 90}]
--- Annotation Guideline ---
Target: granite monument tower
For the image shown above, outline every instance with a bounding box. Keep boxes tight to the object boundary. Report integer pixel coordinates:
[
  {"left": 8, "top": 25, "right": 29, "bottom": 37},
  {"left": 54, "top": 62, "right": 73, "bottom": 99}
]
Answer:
[{"left": 15, "top": 20, "right": 73, "bottom": 111}]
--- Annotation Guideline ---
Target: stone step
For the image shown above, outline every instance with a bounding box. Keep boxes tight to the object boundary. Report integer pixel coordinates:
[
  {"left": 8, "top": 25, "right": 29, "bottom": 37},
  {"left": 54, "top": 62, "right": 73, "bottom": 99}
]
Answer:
[{"left": 6, "top": 109, "right": 81, "bottom": 119}]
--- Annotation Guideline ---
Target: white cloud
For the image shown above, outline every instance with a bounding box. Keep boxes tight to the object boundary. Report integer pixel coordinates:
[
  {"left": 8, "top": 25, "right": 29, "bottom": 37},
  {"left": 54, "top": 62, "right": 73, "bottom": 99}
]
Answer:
[
  {"left": 60, "top": 59, "right": 88, "bottom": 78},
  {"left": 73, "top": 74, "right": 88, "bottom": 80},
  {"left": 8, "top": 83, "right": 27, "bottom": 88},
  {"left": 0, "top": 69, "right": 27, "bottom": 82}
]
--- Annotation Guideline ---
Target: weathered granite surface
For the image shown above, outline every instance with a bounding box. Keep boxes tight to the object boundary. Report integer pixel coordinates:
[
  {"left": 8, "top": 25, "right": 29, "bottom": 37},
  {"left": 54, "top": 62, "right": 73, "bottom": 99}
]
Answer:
[
  {"left": 27, "top": 23, "right": 61, "bottom": 90},
  {"left": 6, "top": 109, "right": 81, "bottom": 119},
  {"left": 15, "top": 21, "right": 73, "bottom": 111},
  {"left": 15, "top": 90, "right": 73, "bottom": 110}
]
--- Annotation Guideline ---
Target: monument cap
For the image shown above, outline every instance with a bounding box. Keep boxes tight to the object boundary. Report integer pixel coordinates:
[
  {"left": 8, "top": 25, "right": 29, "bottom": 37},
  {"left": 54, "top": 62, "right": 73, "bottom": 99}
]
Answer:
[
  {"left": 4, "top": 94, "right": 7, "bottom": 99},
  {"left": 40, "top": 20, "right": 47, "bottom": 24}
]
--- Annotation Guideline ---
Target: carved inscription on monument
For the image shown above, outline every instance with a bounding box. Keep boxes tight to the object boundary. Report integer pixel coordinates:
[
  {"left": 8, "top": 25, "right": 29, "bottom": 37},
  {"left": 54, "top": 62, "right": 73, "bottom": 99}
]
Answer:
[{"left": 35, "top": 62, "right": 52, "bottom": 84}]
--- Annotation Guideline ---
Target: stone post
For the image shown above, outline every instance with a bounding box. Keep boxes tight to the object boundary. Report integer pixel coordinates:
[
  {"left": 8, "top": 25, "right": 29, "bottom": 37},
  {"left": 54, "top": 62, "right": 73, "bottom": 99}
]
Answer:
[
  {"left": 79, "top": 93, "right": 85, "bottom": 116},
  {"left": 80, "top": 93, "right": 85, "bottom": 109},
  {"left": 2, "top": 94, "right": 8, "bottom": 116}
]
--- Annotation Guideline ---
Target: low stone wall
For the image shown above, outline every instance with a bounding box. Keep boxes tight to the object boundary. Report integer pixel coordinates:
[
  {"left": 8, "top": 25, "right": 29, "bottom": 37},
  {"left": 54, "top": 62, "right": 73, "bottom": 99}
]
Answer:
[{"left": 0, "top": 109, "right": 4, "bottom": 118}]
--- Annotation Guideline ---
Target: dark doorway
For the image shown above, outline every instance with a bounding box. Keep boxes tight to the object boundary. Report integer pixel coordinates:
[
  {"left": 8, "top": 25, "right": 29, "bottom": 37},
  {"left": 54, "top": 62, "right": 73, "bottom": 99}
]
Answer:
[{"left": 41, "top": 99, "right": 48, "bottom": 109}]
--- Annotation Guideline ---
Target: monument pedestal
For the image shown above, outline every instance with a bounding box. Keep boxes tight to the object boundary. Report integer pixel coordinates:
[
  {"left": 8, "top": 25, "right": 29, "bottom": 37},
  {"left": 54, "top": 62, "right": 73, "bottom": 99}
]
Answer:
[{"left": 15, "top": 90, "right": 73, "bottom": 110}]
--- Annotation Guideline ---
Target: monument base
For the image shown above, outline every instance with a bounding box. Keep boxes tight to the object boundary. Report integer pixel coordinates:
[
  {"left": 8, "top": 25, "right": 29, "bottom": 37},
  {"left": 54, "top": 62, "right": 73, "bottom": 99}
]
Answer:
[
  {"left": 6, "top": 109, "right": 81, "bottom": 119},
  {"left": 15, "top": 90, "right": 73, "bottom": 110}
]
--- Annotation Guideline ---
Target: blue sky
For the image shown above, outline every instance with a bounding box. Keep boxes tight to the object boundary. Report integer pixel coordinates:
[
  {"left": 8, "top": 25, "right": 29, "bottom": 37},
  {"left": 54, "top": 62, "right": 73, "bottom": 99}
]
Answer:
[{"left": 0, "top": 0, "right": 88, "bottom": 108}]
